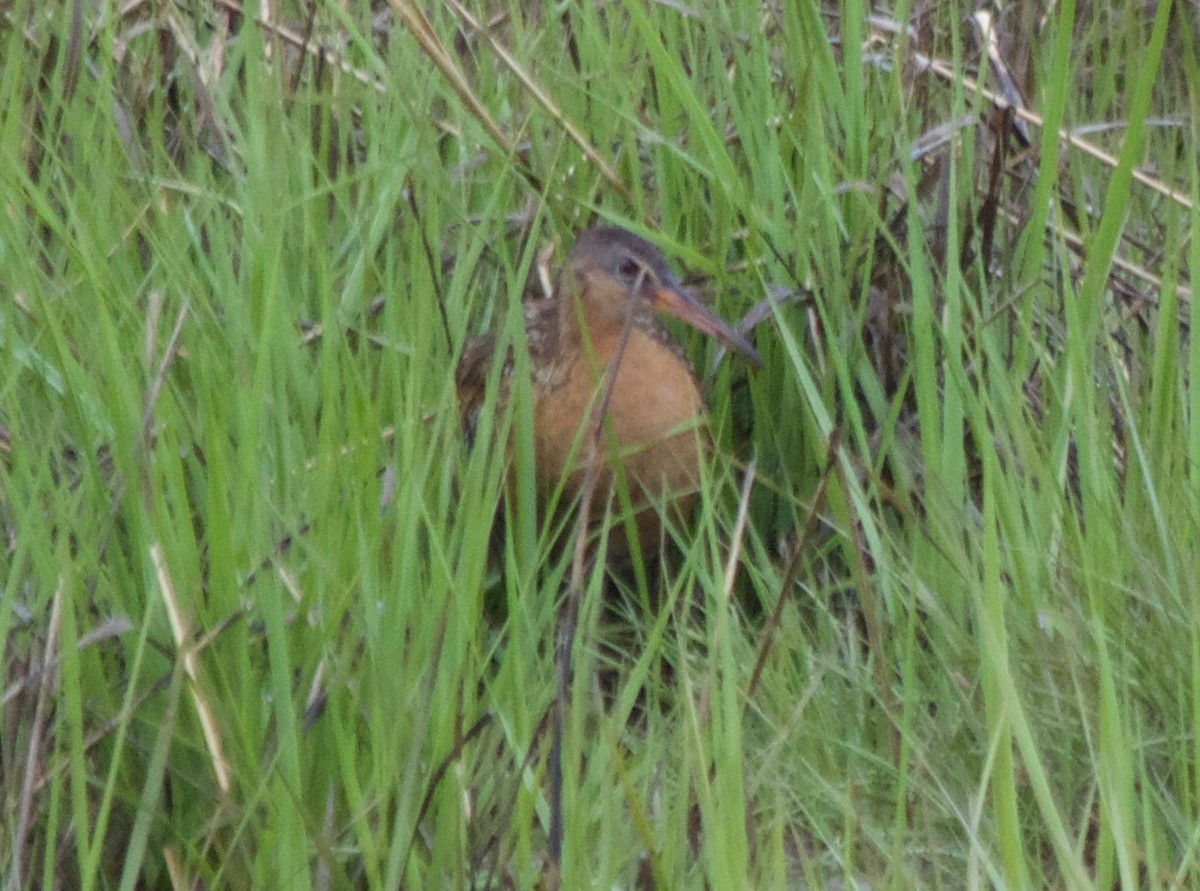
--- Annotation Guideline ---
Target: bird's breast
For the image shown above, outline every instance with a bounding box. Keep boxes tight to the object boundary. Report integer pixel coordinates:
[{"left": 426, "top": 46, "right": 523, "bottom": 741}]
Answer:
[{"left": 532, "top": 328, "right": 710, "bottom": 509}]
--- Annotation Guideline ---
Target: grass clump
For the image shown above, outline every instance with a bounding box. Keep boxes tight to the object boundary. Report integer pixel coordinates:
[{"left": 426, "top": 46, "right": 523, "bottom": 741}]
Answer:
[{"left": 1, "top": 0, "right": 1198, "bottom": 886}]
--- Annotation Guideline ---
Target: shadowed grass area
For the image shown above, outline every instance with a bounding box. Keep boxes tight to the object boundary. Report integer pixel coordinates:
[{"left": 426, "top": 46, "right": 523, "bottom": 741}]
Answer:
[{"left": 1, "top": 0, "right": 1198, "bottom": 886}]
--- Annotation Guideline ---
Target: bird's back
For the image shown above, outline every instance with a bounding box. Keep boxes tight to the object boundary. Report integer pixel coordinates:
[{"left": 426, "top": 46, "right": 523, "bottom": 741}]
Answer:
[{"left": 455, "top": 298, "right": 561, "bottom": 445}]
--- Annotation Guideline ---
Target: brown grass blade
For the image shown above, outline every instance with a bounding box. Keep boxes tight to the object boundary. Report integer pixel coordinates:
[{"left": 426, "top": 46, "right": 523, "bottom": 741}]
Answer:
[
  {"left": 442, "top": 0, "right": 632, "bottom": 206},
  {"left": 914, "top": 51, "right": 1193, "bottom": 213},
  {"left": 387, "top": 0, "right": 520, "bottom": 161},
  {"left": 152, "top": 543, "right": 232, "bottom": 795}
]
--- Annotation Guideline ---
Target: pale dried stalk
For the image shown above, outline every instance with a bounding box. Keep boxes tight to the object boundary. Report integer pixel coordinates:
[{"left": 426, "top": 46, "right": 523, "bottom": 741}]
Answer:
[{"left": 152, "top": 543, "right": 232, "bottom": 794}]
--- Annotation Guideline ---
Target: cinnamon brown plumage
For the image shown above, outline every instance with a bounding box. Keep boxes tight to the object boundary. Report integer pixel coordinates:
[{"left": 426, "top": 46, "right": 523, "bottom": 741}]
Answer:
[{"left": 456, "top": 226, "right": 760, "bottom": 550}]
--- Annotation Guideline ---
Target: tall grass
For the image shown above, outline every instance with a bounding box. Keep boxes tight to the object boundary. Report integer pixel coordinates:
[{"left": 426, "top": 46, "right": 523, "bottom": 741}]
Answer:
[{"left": 1, "top": 0, "right": 1197, "bottom": 886}]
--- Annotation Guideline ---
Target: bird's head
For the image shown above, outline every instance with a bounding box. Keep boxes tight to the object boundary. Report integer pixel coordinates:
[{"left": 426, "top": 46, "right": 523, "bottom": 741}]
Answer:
[{"left": 562, "top": 226, "right": 761, "bottom": 367}]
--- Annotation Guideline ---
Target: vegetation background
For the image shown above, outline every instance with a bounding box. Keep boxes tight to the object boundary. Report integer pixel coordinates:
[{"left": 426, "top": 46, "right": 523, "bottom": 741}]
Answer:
[{"left": 2, "top": 0, "right": 1198, "bottom": 887}]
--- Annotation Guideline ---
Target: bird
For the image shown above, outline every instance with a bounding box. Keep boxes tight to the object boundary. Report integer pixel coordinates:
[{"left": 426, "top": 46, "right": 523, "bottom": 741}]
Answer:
[{"left": 456, "top": 225, "right": 761, "bottom": 556}]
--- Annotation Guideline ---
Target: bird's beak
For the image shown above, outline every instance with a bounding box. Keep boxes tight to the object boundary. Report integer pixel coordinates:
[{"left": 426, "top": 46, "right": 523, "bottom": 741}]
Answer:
[{"left": 649, "top": 280, "right": 763, "bottom": 369}]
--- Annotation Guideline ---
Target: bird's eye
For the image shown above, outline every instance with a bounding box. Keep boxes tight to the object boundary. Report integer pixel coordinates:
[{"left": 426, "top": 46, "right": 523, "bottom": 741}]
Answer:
[{"left": 618, "top": 258, "right": 642, "bottom": 280}]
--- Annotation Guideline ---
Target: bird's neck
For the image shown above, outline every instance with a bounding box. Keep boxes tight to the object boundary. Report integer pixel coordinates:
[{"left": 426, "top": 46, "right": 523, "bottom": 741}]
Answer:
[
  {"left": 556, "top": 288, "right": 652, "bottom": 368},
  {"left": 556, "top": 289, "right": 600, "bottom": 358}
]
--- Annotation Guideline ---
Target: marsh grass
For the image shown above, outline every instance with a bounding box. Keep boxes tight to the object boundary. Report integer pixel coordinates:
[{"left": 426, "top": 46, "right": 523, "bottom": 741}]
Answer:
[{"left": 2, "top": 0, "right": 1198, "bottom": 886}]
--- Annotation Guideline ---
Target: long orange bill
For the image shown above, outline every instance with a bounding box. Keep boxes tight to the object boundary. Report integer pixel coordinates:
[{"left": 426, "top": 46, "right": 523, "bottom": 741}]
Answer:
[{"left": 650, "top": 282, "right": 763, "bottom": 369}]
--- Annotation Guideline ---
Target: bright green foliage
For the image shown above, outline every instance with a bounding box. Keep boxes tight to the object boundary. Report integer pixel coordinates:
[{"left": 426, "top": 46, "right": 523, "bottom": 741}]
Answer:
[{"left": 1, "top": 0, "right": 1197, "bottom": 886}]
